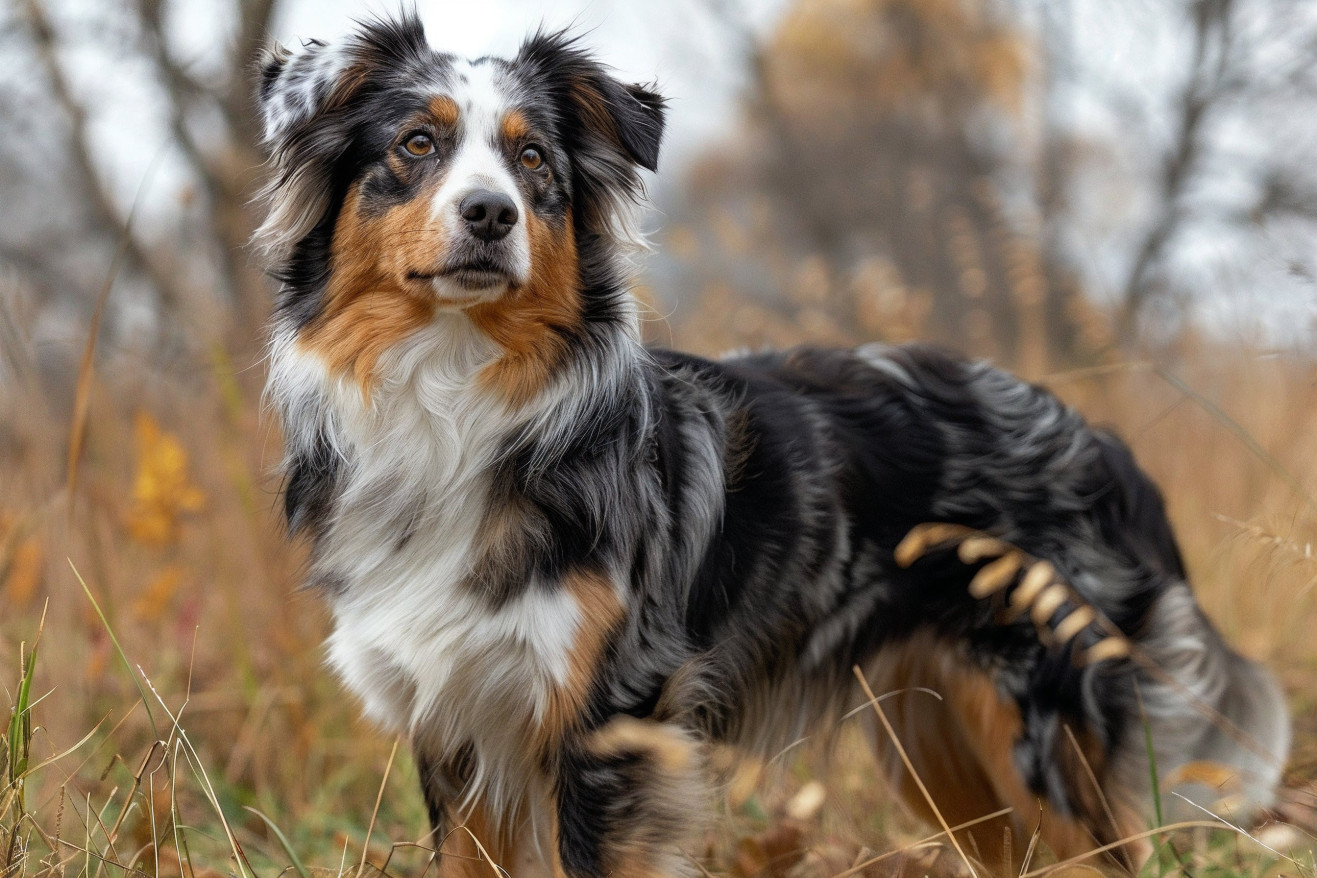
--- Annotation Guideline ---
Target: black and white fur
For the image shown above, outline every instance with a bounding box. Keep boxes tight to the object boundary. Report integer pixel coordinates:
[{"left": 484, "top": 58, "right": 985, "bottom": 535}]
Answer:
[{"left": 256, "top": 15, "right": 1289, "bottom": 877}]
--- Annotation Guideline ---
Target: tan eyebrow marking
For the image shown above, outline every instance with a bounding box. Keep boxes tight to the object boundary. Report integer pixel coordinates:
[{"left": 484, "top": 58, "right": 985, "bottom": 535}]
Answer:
[
  {"left": 429, "top": 95, "right": 459, "bottom": 127},
  {"left": 501, "top": 109, "right": 531, "bottom": 142}
]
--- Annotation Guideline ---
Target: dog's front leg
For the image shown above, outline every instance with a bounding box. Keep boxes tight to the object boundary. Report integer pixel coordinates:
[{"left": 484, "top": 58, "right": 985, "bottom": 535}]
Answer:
[
  {"left": 555, "top": 717, "right": 709, "bottom": 878},
  {"left": 417, "top": 744, "right": 565, "bottom": 878},
  {"left": 414, "top": 747, "right": 498, "bottom": 876}
]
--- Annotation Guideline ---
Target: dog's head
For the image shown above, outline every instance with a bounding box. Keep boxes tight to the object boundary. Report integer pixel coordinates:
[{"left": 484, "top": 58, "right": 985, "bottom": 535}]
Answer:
[{"left": 255, "top": 15, "right": 664, "bottom": 391}]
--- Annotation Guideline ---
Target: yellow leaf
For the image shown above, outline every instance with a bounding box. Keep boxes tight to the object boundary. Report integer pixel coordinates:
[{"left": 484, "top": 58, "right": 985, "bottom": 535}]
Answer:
[
  {"left": 3, "top": 537, "right": 44, "bottom": 609},
  {"left": 125, "top": 411, "right": 206, "bottom": 546}
]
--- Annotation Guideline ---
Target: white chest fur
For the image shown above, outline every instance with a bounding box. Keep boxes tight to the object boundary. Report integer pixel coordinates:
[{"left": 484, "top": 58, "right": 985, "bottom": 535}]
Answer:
[{"left": 268, "top": 314, "right": 588, "bottom": 808}]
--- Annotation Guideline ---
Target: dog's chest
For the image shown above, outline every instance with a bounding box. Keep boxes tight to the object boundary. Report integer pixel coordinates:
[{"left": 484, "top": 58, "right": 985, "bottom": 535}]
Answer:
[{"left": 295, "top": 326, "right": 583, "bottom": 745}]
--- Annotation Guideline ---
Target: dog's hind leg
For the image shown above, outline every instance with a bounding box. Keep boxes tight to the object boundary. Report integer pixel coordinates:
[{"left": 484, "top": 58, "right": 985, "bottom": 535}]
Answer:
[
  {"left": 862, "top": 628, "right": 1147, "bottom": 876},
  {"left": 882, "top": 521, "right": 1288, "bottom": 876},
  {"left": 430, "top": 803, "right": 566, "bottom": 878},
  {"left": 555, "top": 717, "right": 710, "bottom": 878}
]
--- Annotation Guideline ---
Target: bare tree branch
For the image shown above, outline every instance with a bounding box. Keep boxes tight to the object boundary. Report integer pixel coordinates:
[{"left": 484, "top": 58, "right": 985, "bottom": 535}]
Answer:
[
  {"left": 21, "top": 0, "right": 188, "bottom": 315},
  {"left": 133, "top": 0, "right": 246, "bottom": 309},
  {"left": 222, "top": 0, "right": 280, "bottom": 151},
  {"left": 135, "top": 0, "right": 222, "bottom": 200},
  {"left": 1118, "top": 0, "right": 1236, "bottom": 340},
  {"left": 701, "top": 0, "right": 851, "bottom": 274},
  {"left": 129, "top": 0, "right": 283, "bottom": 326}
]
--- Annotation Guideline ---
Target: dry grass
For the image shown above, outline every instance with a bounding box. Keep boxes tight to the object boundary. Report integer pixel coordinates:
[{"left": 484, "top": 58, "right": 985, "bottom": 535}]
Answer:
[{"left": 2, "top": 284, "right": 1316, "bottom": 877}]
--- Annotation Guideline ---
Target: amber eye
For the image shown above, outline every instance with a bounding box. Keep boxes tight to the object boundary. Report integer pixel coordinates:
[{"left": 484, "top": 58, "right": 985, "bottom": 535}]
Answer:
[
  {"left": 403, "top": 133, "right": 434, "bottom": 157},
  {"left": 520, "top": 146, "right": 544, "bottom": 170}
]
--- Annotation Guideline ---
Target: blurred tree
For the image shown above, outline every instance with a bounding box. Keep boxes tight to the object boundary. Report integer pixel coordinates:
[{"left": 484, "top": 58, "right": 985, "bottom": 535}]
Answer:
[
  {"left": 658, "top": 0, "right": 1089, "bottom": 371},
  {"left": 1038, "top": 0, "right": 1317, "bottom": 344},
  {"left": 656, "top": 0, "right": 1317, "bottom": 365},
  {"left": 0, "top": 0, "right": 280, "bottom": 359},
  {"left": 3, "top": 0, "right": 1313, "bottom": 374}
]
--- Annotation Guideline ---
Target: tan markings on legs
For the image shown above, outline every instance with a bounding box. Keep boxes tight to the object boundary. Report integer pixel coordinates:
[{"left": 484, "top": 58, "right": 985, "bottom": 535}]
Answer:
[
  {"left": 894, "top": 524, "right": 1133, "bottom": 665},
  {"left": 469, "top": 213, "right": 581, "bottom": 407},
  {"left": 1030, "top": 584, "right": 1070, "bottom": 627},
  {"left": 583, "top": 718, "right": 708, "bottom": 878},
  {"left": 588, "top": 716, "right": 696, "bottom": 775},
  {"left": 894, "top": 523, "right": 979, "bottom": 567},
  {"left": 958, "top": 535, "right": 1012, "bottom": 563},
  {"left": 436, "top": 797, "right": 566, "bottom": 878},
  {"left": 1008, "top": 561, "right": 1056, "bottom": 614},
  {"left": 1084, "top": 637, "right": 1131, "bottom": 664},
  {"left": 1054, "top": 606, "right": 1098, "bottom": 645},
  {"left": 434, "top": 799, "right": 514, "bottom": 878},
  {"left": 969, "top": 552, "right": 1025, "bottom": 598}
]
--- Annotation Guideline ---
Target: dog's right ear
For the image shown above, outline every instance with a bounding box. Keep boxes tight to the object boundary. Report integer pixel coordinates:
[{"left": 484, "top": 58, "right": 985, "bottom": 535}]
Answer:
[
  {"left": 257, "top": 39, "right": 351, "bottom": 147},
  {"left": 253, "top": 14, "right": 429, "bottom": 260},
  {"left": 515, "top": 30, "right": 666, "bottom": 238},
  {"left": 253, "top": 35, "right": 362, "bottom": 260}
]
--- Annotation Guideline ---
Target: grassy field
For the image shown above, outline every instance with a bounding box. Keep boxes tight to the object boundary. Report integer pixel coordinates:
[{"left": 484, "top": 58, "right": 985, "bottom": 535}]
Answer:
[{"left": 3, "top": 310, "right": 1316, "bottom": 876}]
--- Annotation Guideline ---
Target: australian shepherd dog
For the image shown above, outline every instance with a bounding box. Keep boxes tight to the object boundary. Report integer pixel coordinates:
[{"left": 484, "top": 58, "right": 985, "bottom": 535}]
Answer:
[{"left": 255, "top": 15, "right": 1289, "bottom": 877}]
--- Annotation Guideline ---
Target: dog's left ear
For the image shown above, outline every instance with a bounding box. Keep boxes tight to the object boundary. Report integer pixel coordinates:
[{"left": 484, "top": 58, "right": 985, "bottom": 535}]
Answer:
[
  {"left": 517, "top": 30, "right": 666, "bottom": 229},
  {"left": 598, "top": 79, "right": 666, "bottom": 173}
]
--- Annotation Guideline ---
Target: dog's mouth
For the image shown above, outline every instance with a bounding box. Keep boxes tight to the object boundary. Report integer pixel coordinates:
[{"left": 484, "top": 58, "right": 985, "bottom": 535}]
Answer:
[{"left": 409, "top": 261, "right": 511, "bottom": 290}]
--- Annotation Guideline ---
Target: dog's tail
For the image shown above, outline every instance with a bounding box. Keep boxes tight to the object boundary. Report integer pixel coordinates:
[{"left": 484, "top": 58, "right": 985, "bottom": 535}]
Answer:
[
  {"left": 1081, "top": 432, "right": 1290, "bottom": 827},
  {"left": 874, "top": 441, "right": 1288, "bottom": 873}
]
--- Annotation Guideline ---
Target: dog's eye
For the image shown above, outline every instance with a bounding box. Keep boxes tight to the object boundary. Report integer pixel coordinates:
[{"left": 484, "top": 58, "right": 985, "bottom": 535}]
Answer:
[
  {"left": 520, "top": 147, "right": 544, "bottom": 170},
  {"left": 403, "top": 134, "right": 434, "bottom": 157}
]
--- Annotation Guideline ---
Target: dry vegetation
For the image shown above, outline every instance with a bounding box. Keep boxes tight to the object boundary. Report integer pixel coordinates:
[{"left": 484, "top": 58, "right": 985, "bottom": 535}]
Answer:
[
  {"left": 3, "top": 0, "right": 1317, "bottom": 874},
  {"left": 2, "top": 282, "right": 1316, "bottom": 876}
]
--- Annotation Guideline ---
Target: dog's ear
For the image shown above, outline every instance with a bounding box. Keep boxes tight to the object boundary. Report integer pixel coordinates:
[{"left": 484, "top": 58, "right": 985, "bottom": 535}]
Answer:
[
  {"left": 608, "top": 81, "right": 666, "bottom": 173},
  {"left": 516, "top": 30, "right": 667, "bottom": 232},
  {"left": 256, "top": 38, "right": 348, "bottom": 147},
  {"left": 254, "top": 14, "right": 429, "bottom": 259},
  {"left": 564, "top": 74, "right": 666, "bottom": 175}
]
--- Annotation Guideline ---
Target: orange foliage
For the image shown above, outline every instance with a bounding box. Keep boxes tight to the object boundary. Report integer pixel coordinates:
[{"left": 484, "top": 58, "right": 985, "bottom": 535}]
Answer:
[
  {"left": 133, "top": 563, "right": 186, "bottom": 622},
  {"left": 125, "top": 410, "right": 206, "bottom": 546},
  {"left": 769, "top": 0, "right": 1028, "bottom": 118},
  {"left": 1, "top": 529, "right": 44, "bottom": 610}
]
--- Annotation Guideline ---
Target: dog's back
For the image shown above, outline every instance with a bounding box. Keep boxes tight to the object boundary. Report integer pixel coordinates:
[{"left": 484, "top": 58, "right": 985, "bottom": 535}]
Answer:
[{"left": 622, "top": 342, "right": 1288, "bottom": 868}]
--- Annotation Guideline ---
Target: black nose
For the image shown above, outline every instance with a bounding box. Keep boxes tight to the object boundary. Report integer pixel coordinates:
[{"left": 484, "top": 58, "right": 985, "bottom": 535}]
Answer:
[{"left": 459, "top": 190, "right": 518, "bottom": 242}]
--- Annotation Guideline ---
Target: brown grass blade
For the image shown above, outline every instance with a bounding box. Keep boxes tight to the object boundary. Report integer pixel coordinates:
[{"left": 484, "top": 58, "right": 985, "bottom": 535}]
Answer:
[
  {"left": 357, "top": 736, "right": 400, "bottom": 878},
  {"left": 829, "top": 807, "right": 1014, "bottom": 878},
  {"left": 63, "top": 145, "right": 169, "bottom": 516}
]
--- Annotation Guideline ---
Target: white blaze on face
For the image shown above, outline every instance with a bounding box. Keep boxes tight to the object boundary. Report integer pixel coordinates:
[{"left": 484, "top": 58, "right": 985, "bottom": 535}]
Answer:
[{"left": 427, "top": 59, "right": 532, "bottom": 304}]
